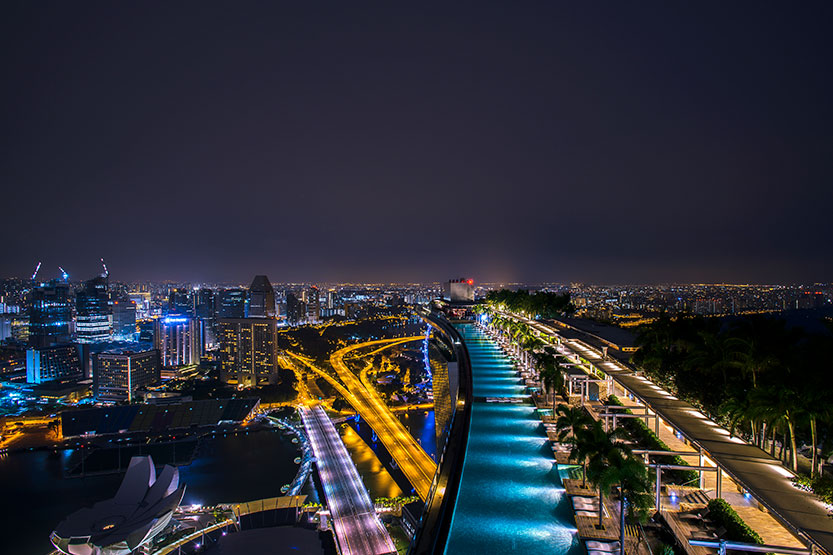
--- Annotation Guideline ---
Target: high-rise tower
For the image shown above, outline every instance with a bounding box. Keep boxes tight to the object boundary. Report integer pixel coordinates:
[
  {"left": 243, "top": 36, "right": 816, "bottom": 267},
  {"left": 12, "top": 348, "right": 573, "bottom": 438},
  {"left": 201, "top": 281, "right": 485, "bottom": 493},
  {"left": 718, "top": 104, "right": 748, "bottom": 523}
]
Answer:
[{"left": 248, "top": 275, "right": 276, "bottom": 318}]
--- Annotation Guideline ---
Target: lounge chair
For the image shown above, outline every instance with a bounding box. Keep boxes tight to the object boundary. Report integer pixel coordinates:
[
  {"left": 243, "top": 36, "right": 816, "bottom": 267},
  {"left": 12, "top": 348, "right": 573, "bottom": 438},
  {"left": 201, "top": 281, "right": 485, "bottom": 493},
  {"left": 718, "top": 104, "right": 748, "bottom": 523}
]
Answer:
[{"left": 586, "top": 541, "right": 621, "bottom": 552}]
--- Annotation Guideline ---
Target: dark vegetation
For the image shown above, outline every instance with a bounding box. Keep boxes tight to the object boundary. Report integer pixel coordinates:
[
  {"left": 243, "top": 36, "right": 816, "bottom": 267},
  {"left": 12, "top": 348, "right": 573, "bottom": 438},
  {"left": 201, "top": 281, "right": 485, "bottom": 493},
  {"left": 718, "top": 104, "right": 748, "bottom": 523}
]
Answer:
[
  {"left": 485, "top": 289, "right": 575, "bottom": 318},
  {"left": 632, "top": 314, "right": 833, "bottom": 478},
  {"left": 607, "top": 395, "right": 699, "bottom": 485},
  {"left": 705, "top": 499, "right": 765, "bottom": 545}
]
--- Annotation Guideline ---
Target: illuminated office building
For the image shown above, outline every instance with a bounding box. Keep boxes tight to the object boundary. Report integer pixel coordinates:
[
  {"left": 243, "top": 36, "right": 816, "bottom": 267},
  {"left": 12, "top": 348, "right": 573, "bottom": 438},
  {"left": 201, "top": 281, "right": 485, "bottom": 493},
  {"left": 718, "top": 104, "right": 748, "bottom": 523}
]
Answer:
[
  {"left": 26, "top": 343, "right": 82, "bottom": 383},
  {"left": 93, "top": 349, "right": 160, "bottom": 402},
  {"left": 111, "top": 299, "right": 137, "bottom": 337},
  {"left": 76, "top": 276, "right": 112, "bottom": 343},
  {"left": 153, "top": 316, "right": 201, "bottom": 367},
  {"left": 248, "top": 275, "right": 276, "bottom": 318},
  {"left": 304, "top": 286, "right": 320, "bottom": 323},
  {"left": 195, "top": 288, "right": 215, "bottom": 318},
  {"left": 217, "top": 289, "right": 247, "bottom": 319},
  {"left": 194, "top": 288, "right": 216, "bottom": 350},
  {"left": 167, "top": 288, "right": 193, "bottom": 316},
  {"left": 29, "top": 280, "right": 72, "bottom": 348},
  {"left": 218, "top": 317, "right": 278, "bottom": 387}
]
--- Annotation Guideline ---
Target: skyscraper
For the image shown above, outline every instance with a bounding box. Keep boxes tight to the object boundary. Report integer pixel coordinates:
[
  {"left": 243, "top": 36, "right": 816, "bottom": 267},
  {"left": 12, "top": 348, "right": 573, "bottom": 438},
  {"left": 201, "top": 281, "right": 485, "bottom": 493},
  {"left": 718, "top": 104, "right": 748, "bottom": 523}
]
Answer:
[
  {"left": 248, "top": 275, "right": 276, "bottom": 318},
  {"left": 167, "top": 288, "right": 193, "bottom": 316},
  {"left": 111, "top": 298, "right": 137, "bottom": 338},
  {"left": 93, "top": 349, "right": 160, "bottom": 402},
  {"left": 218, "top": 317, "right": 278, "bottom": 387},
  {"left": 195, "top": 288, "right": 215, "bottom": 318},
  {"left": 304, "top": 286, "right": 320, "bottom": 323},
  {"left": 76, "top": 276, "right": 112, "bottom": 344},
  {"left": 194, "top": 288, "right": 216, "bottom": 350},
  {"left": 28, "top": 280, "right": 72, "bottom": 348},
  {"left": 285, "top": 291, "right": 305, "bottom": 325},
  {"left": 216, "top": 289, "right": 247, "bottom": 319},
  {"left": 153, "top": 316, "right": 201, "bottom": 368}
]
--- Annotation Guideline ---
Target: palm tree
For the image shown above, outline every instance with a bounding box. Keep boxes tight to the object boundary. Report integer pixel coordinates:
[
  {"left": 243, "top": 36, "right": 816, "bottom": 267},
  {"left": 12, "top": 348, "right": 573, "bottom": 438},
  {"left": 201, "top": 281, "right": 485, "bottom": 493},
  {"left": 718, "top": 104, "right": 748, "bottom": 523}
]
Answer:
[
  {"left": 632, "top": 312, "right": 678, "bottom": 380},
  {"left": 520, "top": 334, "right": 543, "bottom": 371},
  {"left": 749, "top": 385, "right": 801, "bottom": 471},
  {"left": 535, "top": 351, "right": 554, "bottom": 389},
  {"left": 541, "top": 362, "right": 564, "bottom": 417},
  {"left": 683, "top": 327, "right": 732, "bottom": 391},
  {"left": 555, "top": 403, "right": 593, "bottom": 486},
  {"left": 726, "top": 316, "right": 787, "bottom": 389},
  {"left": 719, "top": 393, "right": 756, "bottom": 440},
  {"left": 610, "top": 451, "right": 652, "bottom": 555},
  {"left": 795, "top": 338, "right": 833, "bottom": 477},
  {"left": 583, "top": 421, "right": 631, "bottom": 528}
]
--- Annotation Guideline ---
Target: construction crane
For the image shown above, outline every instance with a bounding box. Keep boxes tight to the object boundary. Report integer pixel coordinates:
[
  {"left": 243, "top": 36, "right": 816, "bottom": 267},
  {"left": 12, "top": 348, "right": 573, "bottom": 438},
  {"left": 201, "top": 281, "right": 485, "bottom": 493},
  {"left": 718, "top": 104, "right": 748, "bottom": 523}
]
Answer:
[
  {"left": 100, "top": 258, "right": 109, "bottom": 278},
  {"left": 31, "top": 261, "right": 42, "bottom": 282},
  {"left": 58, "top": 266, "right": 69, "bottom": 282}
]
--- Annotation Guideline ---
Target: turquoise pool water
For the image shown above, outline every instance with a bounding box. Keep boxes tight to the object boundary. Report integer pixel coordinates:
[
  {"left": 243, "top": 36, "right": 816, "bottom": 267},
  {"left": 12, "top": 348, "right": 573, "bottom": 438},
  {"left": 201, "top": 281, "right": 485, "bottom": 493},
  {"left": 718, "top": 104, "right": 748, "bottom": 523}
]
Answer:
[{"left": 446, "top": 324, "right": 580, "bottom": 554}]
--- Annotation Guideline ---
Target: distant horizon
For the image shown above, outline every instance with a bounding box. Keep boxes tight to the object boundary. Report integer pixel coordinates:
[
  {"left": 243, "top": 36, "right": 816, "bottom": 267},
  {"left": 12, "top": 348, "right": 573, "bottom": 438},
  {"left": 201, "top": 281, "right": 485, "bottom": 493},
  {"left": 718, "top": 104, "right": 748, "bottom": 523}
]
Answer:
[{"left": 3, "top": 267, "right": 830, "bottom": 289}]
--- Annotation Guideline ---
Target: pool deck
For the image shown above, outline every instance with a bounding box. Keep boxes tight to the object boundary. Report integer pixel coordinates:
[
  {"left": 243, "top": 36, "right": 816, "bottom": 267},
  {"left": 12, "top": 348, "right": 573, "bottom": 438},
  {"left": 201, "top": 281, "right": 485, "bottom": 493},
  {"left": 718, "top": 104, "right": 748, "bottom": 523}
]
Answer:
[{"left": 511, "top": 314, "right": 826, "bottom": 555}]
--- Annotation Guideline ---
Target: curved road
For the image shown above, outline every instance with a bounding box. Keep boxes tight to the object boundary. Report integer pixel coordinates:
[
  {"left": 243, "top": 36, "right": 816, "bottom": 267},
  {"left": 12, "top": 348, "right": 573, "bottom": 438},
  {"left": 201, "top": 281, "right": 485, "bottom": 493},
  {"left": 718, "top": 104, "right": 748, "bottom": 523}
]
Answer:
[{"left": 329, "top": 337, "right": 437, "bottom": 500}]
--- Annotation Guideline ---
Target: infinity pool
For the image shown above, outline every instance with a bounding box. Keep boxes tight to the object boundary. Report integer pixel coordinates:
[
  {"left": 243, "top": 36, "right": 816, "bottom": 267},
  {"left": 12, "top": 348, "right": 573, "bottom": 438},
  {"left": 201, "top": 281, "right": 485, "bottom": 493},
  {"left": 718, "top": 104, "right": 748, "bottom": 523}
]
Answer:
[{"left": 445, "top": 324, "right": 580, "bottom": 554}]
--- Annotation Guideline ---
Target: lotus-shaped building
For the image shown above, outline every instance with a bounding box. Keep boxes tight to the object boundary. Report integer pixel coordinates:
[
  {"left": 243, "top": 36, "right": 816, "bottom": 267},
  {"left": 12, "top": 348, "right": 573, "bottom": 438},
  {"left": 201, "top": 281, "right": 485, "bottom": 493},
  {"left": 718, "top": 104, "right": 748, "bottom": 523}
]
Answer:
[{"left": 51, "top": 456, "right": 185, "bottom": 555}]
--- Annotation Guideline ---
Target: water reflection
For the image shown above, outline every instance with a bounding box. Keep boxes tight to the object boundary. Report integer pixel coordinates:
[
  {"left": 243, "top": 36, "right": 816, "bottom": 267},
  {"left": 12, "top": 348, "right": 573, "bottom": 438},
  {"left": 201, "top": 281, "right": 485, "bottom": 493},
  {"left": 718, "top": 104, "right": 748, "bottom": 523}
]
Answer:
[{"left": 338, "top": 424, "right": 403, "bottom": 498}]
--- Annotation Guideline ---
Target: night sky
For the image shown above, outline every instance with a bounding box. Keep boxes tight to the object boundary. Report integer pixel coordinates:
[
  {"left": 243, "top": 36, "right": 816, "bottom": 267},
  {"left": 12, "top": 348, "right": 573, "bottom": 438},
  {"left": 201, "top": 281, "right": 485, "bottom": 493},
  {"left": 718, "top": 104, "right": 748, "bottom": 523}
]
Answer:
[{"left": 2, "top": 2, "right": 831, "bottom": 284}]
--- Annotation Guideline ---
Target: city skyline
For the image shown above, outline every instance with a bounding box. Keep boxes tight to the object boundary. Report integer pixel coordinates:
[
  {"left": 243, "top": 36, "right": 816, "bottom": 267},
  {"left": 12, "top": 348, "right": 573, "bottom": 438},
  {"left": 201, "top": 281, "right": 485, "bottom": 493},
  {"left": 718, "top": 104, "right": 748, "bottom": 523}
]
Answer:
[
  {"left": 2, "top": 3, "right": 832, "bottom": 554},
  {"left": 2, "top": 2, "right": 832, "bottom": 284}
]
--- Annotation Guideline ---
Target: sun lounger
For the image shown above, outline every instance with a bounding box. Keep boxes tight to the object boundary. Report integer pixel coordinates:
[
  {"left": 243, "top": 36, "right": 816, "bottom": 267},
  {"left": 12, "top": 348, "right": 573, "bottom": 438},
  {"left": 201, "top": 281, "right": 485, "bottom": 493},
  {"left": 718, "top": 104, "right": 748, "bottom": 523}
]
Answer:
[{"left": 586, "top": 541, "right": 621, "bottom": 552}]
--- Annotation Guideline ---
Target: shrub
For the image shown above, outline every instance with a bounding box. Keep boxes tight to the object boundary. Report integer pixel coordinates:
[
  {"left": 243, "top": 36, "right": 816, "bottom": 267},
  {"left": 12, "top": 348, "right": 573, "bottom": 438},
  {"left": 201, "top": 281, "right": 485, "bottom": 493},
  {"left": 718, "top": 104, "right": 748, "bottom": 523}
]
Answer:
[
  {"left": 607, "top": 396, "right": 700, "bottom": 485},
  {"left": 706, "top": 498, "right": 764, "bottom": 545},
  {"left": 792, "top": 474, "right": 833, "bottom": 505}
]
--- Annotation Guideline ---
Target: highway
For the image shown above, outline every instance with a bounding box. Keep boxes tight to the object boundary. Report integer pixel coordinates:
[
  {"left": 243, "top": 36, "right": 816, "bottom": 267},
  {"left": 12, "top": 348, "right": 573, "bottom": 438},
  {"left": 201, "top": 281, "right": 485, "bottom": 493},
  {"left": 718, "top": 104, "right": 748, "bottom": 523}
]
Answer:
[
  {"left": 300, "top": 406, "right": 396, "bottom": 555},
  {"left": 288, "top": 337, "right": 436, "bottom": 500},
  {"left": 329, "top": 338, "right": 436, "bottom": 500}
]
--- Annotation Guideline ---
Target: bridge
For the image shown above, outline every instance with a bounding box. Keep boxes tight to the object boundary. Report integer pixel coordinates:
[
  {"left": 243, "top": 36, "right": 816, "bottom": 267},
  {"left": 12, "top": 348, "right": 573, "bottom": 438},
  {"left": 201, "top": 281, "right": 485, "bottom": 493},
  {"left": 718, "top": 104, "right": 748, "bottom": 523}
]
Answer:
[
  {"left": 288, "top": 336, "right": 437, "bottom": 500},
  {"left": 300, "top": 405, "right": 396, "bottom": 555}
]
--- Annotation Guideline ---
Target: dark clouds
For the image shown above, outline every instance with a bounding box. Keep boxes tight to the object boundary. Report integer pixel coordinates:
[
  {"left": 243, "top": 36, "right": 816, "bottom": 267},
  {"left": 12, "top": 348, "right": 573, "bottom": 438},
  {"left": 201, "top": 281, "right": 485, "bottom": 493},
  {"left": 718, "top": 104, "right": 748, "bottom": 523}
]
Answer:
[{"left": 1, "top": 2, "right": 831, "bottom": 284}]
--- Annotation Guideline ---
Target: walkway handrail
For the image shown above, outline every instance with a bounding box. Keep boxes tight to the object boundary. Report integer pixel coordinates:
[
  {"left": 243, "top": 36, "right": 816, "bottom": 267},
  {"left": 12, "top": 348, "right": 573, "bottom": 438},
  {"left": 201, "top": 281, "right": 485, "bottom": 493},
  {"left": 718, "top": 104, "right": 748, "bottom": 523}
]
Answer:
[{"left": 408, "top": 309, "right": 473, "bottom": 555}]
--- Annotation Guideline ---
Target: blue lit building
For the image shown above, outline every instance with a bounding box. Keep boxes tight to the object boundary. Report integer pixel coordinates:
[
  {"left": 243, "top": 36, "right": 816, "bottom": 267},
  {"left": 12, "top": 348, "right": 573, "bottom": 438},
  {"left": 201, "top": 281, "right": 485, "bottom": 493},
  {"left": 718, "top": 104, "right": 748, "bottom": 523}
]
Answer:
[
  {"left": 26, "top": 343, "right": 82, "bottom": 383},
  {"left": 167, "top": 288, "right": 193, "bottom": 316},
  {"left": 153, "top": 316, "right": 201, "bottom": 368},
  {"left": 111, "top": 298, "right": 137, "bottom": 338},
  {"left": 76, "top": 276, "right": 111, "bottom": 343},
  {"left": 28, "top": 280, "right": 72, "bottom": 348}
]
